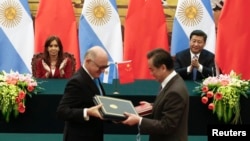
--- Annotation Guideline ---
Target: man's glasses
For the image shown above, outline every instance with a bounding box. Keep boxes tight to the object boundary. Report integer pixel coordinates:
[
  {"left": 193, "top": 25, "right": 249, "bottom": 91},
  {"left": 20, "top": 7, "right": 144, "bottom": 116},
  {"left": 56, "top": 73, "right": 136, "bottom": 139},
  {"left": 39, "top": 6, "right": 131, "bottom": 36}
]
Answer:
[{"left": 90, "top": 60, "right": 109, "bottom": 70}]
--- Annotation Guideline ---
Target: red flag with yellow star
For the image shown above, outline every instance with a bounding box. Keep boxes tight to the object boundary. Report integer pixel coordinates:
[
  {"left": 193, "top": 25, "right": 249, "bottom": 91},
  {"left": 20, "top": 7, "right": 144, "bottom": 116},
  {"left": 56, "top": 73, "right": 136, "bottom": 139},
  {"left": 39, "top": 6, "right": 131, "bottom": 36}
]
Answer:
[{"left": 117, "top": 61, "right": 134, "bottom": 84}]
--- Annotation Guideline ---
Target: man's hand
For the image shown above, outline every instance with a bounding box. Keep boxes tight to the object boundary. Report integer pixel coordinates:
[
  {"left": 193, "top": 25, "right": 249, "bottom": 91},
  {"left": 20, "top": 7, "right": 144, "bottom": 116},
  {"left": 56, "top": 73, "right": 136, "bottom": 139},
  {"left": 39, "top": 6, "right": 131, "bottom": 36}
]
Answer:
[
  {"left": 122, "top": 112, "right": 141, "bottom": 126},
  {"left": 87, "top": 104, "right": 103, "bottom": 119},
  {"left": 138, "top": 101, "right": 151, "bottom": 107},
  {"left": 191, "top": 57, "right": 200, "bottom": 69}
]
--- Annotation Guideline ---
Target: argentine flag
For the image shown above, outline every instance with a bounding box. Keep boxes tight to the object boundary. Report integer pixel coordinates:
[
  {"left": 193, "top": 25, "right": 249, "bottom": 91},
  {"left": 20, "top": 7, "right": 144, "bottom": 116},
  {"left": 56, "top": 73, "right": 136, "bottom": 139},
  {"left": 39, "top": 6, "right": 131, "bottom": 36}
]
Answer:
[
  {"left": 0, "top": 0, "right": 34, "bottom": 73},
  {"left": 99, "top": 62, "right": 115, "bottom": 84},
  {"left": 171, "top": 0, "right": 215, "bottom": 56},
  {"left": 78, "top": 0, "right": 123, "bottom": 84}
]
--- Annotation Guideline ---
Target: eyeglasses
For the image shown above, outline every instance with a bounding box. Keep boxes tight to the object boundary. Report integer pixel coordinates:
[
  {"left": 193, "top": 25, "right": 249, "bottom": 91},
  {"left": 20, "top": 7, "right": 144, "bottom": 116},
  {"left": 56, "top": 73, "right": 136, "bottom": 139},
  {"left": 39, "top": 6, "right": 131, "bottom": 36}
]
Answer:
[{"left": 90, "top": 60, "right": 109, "bottom": 70}]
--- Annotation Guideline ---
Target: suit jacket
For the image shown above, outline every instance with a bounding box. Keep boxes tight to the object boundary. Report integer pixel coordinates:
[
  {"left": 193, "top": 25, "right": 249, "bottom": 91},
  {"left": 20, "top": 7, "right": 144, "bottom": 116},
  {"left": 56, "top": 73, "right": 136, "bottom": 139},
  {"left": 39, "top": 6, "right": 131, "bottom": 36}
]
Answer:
[
  {"left": 35, "top": 58, "right": 73, "bottom": 78},
  {"left": 140, "top": 75, "right": 189, "bottom": 141},
  {"left": 174, "top": 48, "right": 215, "bottom": 81},
  {"left": 56, "top": 67, "right": 106, "bottom": 141}
]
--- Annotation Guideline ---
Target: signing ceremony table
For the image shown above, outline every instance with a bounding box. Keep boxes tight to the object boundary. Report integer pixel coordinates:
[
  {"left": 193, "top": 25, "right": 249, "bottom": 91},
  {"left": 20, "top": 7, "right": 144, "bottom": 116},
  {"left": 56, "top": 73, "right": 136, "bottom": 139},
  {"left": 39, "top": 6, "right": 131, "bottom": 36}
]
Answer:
[{"left": 0, "top": 79, "right": 250, "bottom": 136}]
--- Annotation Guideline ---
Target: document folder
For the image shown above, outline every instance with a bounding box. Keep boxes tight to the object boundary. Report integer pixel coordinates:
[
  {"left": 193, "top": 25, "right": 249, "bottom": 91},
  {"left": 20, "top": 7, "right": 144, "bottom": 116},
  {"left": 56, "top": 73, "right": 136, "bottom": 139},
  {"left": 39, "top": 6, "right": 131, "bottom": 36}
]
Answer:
[
  {"left": 93, "top": 95, "right": 138, "bottom": 121},
  {"left": 134, "top": 104, "right": 153, "bottom": 116}
]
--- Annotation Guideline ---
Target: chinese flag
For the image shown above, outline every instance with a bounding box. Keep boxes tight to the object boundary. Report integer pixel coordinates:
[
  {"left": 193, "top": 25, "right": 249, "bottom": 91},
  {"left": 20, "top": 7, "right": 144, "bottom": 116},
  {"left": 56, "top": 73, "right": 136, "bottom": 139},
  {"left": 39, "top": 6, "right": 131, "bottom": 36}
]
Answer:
[
  {"left": 124, "top": 0, "right": 169, "bottom": 80},
  {"left": 117, "top": 61, "right": 134, "bottom": 84},
  {"left": 215, "top": 0, "right": 250, "bottom": 79},
  {"left": 34, "top": 0, "right": 80, "bottom": 69}
]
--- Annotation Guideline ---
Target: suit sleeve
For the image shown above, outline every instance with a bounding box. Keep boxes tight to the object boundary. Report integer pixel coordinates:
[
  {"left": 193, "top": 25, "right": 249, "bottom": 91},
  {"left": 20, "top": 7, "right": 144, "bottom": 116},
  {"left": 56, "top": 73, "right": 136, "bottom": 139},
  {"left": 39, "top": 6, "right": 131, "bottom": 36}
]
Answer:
[
  {"left": 174, "top": 54, "right": 191, "bottom": 79},
  {"left": 140, "top": 91, "right": 187, "bottom": 135}
]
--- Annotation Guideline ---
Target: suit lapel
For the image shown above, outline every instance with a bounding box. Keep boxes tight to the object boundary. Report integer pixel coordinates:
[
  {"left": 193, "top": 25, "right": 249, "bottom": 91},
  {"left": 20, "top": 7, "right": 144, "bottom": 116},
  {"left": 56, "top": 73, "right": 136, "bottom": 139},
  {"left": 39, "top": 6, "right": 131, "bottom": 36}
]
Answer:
[
  {"left": 152, "top": 75, "right": 179, "bottom": 115},
  {"left": 79, "top": 67, "right": 100, "bottom": 95}
]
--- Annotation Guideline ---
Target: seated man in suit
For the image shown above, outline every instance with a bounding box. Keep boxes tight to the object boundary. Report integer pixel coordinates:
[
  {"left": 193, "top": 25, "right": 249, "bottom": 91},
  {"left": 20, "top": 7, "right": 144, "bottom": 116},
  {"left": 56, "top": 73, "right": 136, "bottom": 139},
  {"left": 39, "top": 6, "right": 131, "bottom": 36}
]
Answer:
[{"left": 174, "top": 30, "right": 215, "bottom": 81}]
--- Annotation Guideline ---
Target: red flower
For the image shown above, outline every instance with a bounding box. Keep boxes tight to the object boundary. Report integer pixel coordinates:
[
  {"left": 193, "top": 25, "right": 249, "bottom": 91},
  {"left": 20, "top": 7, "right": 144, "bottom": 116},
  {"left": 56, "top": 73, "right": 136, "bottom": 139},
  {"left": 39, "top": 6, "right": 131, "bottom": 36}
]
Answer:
[
  {"left": 208, "top": 103, "right": 215, "bottom": 110},
  {"left": 18, "top": 90, "right": 26, "bottom": 100},
  {"left": 201, "top": 97, "right": 208, "bottom": 104},
  {"left": 18, "top": 102, "right": 26, "bottom": 113},
  {"left": 27, "top": 85, "right": 34, "bottom": 92},
  {"left": 206, "top": 91, "right": 214, "bottom": 98},
  {"left": 195, "top": 70, "right": 249, "bottom": 124},
  {"left": 202, "top": 86, "right": 209, "bottom": 93},
  {"left": 214, "top": 92, "right": 223, "bottom": 100},
  {"left": 0, "top": 71, "right": 42, "bottom": 122},
  {"left": 15, "top": 97, "right": 21, "bottom": 103}
]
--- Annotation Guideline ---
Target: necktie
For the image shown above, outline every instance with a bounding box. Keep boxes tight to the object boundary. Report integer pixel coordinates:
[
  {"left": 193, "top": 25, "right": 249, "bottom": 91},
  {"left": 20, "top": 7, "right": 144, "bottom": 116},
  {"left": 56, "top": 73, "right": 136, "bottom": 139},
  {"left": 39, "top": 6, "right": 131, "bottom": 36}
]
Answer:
[
  {"left": 193, "top": 68, "right": 197, "bottom": 80},
  {"left": 192, "top": 55, "right": 198, "bottom": 80},
  {"left": 159, "top": 85, "right": 162, "bottom": 92},
  {"left": 94, "top": 79, "right": 103, "bottom": 95}
]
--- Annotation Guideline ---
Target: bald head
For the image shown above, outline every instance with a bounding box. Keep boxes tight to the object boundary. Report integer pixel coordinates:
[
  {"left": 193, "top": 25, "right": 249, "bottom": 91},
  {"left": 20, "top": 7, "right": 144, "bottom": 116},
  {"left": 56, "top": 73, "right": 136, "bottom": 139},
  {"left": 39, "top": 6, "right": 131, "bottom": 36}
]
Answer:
[
  {"left": 84, "top": 46, "right": 108, "bottom": 61},
  {"left": 83, "top": 46, "right": 109, "bottom": 78}
]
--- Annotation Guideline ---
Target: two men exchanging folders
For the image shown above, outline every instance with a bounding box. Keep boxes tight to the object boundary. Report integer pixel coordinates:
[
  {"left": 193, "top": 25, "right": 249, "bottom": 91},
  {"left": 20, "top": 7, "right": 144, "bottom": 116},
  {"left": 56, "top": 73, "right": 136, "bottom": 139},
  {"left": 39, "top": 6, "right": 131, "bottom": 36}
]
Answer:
[{"left": 56, "top": 46, "right": 189, "bottom": 141}]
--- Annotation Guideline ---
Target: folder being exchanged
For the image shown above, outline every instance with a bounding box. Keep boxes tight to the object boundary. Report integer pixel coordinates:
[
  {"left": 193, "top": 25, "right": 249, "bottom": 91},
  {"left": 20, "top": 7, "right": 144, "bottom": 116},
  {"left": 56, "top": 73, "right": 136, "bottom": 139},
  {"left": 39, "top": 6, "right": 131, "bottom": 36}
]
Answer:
[
  {"left": 93, "top": 95, "right": 138, "bottom": 121},
  {"left": 134, "top": 104, "right": 153, "bottom": 116}
]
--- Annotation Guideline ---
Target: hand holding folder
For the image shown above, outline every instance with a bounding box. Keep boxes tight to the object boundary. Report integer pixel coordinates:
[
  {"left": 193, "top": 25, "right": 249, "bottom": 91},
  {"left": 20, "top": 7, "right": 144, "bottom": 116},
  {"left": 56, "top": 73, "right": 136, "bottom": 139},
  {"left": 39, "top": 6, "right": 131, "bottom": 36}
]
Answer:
[
  {"left": 93, "top": 95, "right": 138, "bottom": 121},
  {"left": 134, "top": 101, "right": 153, "bottom": 116}
]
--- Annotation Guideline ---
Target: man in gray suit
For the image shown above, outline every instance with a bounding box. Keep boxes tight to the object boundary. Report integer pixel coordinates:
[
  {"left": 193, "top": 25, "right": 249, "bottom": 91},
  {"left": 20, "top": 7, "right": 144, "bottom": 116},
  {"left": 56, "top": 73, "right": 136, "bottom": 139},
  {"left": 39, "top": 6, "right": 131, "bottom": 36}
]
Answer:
[{"left": 122, "top": 48, "right": 189, "bottom": 141}]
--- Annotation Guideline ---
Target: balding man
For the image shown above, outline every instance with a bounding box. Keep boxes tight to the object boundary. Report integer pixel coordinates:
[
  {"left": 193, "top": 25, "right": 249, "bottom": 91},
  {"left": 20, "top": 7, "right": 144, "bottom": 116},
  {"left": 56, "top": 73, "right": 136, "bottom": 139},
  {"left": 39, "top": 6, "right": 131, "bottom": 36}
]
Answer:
[{"left": 56, "top": 46, "right": 109, "bottom": 141}]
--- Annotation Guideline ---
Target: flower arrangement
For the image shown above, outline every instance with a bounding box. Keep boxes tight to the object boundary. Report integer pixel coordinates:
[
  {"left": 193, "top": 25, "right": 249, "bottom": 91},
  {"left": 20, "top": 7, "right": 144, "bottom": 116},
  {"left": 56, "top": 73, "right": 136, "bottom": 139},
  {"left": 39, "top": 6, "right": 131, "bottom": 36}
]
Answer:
[
  {"left": 194, "top": 70, "right": 249, "bottom": 124},
  {"left": 0, "top": 70, "right": 42, "bottom": 122}
]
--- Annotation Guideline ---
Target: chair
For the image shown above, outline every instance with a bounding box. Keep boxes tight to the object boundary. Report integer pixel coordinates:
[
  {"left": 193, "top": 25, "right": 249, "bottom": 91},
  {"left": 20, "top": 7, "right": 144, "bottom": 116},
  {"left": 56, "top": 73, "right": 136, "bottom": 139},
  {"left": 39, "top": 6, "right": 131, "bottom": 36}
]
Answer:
[
  {"left": 31, "top": 52, "right": 76, "bottom": 77},
  {"left": 63, "top": 52, "right": 76, "bottom": 76}
]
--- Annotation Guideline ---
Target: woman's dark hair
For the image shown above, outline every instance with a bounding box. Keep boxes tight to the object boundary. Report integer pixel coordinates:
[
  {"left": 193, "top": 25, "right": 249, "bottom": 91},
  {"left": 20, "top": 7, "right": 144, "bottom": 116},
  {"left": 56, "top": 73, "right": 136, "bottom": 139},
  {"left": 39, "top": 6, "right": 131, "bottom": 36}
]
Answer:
[{"left": 43, "top": 35, "right": 64, "bottom": 67}]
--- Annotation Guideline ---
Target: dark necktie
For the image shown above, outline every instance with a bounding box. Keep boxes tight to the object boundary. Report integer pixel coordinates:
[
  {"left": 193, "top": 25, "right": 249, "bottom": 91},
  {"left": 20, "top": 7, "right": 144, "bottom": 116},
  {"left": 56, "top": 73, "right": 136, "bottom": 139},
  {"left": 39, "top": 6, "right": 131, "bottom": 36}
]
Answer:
[
  {"left": 193, "top": 55, "right": 198, "bottom": 80},
  {"left": 94, "top": 79, "right": 103, "bottom": 95},
  {"left": 159, "top": 85, "right": 162, "bottom": 92}
]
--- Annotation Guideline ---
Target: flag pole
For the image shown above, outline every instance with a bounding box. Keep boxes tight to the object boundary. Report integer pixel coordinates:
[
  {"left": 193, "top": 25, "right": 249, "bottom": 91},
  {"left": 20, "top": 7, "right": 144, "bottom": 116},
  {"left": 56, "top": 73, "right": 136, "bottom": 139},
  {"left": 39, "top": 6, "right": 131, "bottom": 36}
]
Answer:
[{"left": 113, "top": 62, "right": 119, "bottom": 94}]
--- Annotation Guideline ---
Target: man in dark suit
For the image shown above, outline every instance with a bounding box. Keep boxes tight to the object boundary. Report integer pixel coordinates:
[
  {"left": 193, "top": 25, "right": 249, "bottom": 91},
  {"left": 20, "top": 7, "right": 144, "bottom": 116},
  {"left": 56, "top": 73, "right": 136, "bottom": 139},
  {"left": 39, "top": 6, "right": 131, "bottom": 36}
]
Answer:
[
  {"left": 56, "top": 46, "right": 109, "bottom": 141},
  {"left": 174, "top": 30, "right": 215, "bottom": 81},
  {"left": 122, "top": 48, "right": 189, "bottom": 141}
]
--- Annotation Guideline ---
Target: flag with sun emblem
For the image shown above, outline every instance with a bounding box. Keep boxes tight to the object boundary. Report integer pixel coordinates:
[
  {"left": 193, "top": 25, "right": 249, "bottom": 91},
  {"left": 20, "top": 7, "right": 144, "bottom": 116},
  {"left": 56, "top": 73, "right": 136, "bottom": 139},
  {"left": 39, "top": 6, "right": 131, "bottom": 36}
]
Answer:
[
  {"left": 171, "top": 0, "right": 215, "bottom": 56},
  {"left": 100, "top": 62, "right": 115, "bottom": 84},
  {"left": 78, "top": 0, "right": 123, "bottom": 84},
  {"left": 0, "top": 0, "right": 34, "bottom": 73}
]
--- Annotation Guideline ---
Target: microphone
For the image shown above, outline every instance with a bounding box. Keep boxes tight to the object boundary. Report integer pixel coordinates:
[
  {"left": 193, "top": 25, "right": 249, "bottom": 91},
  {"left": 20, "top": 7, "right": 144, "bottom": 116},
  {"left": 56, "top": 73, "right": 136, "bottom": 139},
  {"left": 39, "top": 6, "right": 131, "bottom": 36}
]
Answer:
[{"left": 212, "top": 67, "right": 214, "bottom": 77}]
